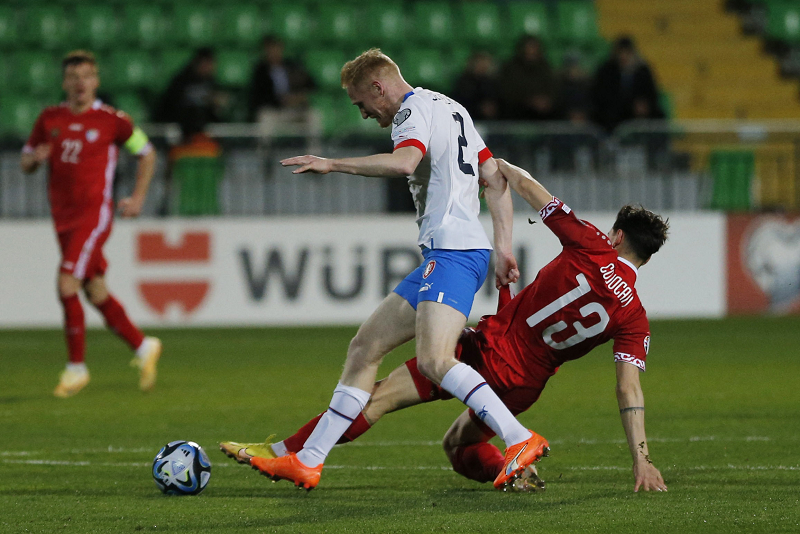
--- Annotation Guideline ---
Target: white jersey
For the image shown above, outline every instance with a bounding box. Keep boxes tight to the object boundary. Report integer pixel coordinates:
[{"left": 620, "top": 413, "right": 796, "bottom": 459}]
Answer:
[{"left": 391, "top": 88, "right": 493, "bottom": 251}]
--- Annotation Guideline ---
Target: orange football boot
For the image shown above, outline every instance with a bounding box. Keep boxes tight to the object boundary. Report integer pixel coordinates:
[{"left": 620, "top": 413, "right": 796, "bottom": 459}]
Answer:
[
  {"left": 493, "top": 430, "right": 550, "bottom": 491},
  {"left": 251, "top": 453, "right": 322, "bottom": 491}
]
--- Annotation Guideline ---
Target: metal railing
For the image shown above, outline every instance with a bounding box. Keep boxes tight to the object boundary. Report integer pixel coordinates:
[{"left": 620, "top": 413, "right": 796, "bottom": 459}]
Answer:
[{"left": 2, "top": 119, "right": 799, "bottom": 219}]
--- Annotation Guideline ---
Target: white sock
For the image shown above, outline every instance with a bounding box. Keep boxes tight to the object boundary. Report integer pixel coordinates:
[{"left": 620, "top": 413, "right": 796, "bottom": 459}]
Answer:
[
  {"left": 296, "top": 383, "right": 371, "bottom": 467},
  {"left": 135, "top": 337, "right": 151, "bottom": 359},
  {"left": 440, "top": 363, "right": 531, "bottom": 447},
  {"left": 271, "top": 441, "right": 288, "bottom": 457},
  {"left": 66, "top": 362, "right": 87, "bottom": 374}
]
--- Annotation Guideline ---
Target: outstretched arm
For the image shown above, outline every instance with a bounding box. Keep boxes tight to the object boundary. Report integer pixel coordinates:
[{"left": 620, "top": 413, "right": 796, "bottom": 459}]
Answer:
[
  {"left": 281, "top": 146, "right": 423, "bottom": 178},
  {"left": 480, "top": 158, "right": 519, "bottom": 288},
  {"left": 616, "top": 361, "right": 668, "bottom": 492},
  {"left": 495, "top": 158, "right": 554, "bottom": 212}
]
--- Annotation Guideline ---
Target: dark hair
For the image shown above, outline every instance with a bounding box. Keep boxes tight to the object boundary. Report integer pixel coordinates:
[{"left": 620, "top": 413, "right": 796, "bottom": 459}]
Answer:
[
  {"left": 62, "top": 50, "right": 97, "bottom": 75},
  {"left": 261, "top": 35, "right": 283, "bottom": 47},
  {"left": 192, "top": 47, "right": 216, "bottom": 63},
  {"left": 612, "top": 205, "right": 669, "bottom": 262},
  {"left": 614, "top": 36, "right": 635, "bottom": 52}
]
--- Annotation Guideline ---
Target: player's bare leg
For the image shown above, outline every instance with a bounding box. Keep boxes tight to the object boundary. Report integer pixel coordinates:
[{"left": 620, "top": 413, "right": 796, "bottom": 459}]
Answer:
[
  {"left": 84, "top": 275, "right": 161, "bottom": 391},
  {"left": 54, "top": 273, "right": 90, "bottom": 398}
]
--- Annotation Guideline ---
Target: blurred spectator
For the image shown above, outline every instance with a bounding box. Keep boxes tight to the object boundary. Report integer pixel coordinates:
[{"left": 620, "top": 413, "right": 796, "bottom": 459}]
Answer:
[
  {"left": 249, "top": 36, "right": 315, "bottom": 122},
  {"left": 591, "top": 36, "right": 665, "bottom": 133},
  {"left": 157, "top": 48, "right": 223, "bottom": 133},
  {"left": 498, "top": 35, "right": 558, "bottom": 121},
  {"left": 452, "top": 51, "right": 500, "bottom": 121},
  {"left": 166, "top": 119, "right": 223, "bottom": 216},
  {"left": 557, "top": 51, "right": 592, "bottom": 124}
]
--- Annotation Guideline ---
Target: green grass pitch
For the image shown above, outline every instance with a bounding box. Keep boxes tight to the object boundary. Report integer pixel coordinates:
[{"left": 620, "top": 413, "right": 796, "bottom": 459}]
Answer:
[{"left": 1, "top": 317, "right": 799, "bottom": 533}]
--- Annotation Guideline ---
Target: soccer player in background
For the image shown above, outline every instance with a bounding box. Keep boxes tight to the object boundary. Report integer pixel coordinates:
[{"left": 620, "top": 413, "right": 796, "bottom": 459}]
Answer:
[
  {"left": 20, "top": 51, "right": 162, "bottom": 398},
  {"left": 223, "top": 159, "right": 669, "bottom": 493},
  {"left": 246, "top": 49, "right": 550, "bottom": 491}
]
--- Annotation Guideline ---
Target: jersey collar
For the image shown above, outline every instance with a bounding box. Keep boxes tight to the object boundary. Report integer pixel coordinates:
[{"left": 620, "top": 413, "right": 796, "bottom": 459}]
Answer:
[
  {"left": 617, "top": 256, "right": 639, "bottom": 280},
  {"left": 402, "top": 91, "right": 414, "bottom": 102}
]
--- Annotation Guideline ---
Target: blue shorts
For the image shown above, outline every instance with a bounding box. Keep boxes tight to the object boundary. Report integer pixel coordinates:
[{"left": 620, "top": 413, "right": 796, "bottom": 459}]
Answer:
[{"left": 393, "top": 248, "right": 490, "bottom": 318}]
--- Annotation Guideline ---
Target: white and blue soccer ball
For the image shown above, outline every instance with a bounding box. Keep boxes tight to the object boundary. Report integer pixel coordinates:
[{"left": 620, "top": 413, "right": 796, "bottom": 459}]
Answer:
[{"left": 152, "top": 440, "right": 211, "bottom": 495}]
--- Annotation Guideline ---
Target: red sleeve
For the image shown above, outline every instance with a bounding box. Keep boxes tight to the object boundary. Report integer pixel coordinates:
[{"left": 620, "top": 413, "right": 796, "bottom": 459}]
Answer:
[
  {"left": 113, "top": 110, "right": 135, "bottom": 146},
  {"left": 23, "top": 112, "right": 47, "bottom": 152},
  {"left": 612, "top": 310, "right": 650, "bottom": 372},
  {"left": 540, "top": 197, "right": 613, "bottom": 251}
]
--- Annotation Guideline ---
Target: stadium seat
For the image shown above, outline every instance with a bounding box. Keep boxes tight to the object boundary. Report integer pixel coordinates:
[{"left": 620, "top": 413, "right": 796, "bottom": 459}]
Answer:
[
  {"left": 123, "top": 5, "right": 167, "bottom": 49},
  {"left": 366, "top": 3, "right": 406, "bottom": 46},
  {"left": 216, "top": 50, "right": 252, "bottom": 88},
  {"left": 172, "top": 157, "right": 223, "bottom": 216},
  {"left": 219, "top": 4, "right": 263, "bottom": 47},
  {"left": 23, "top": 6, "right": 69, "bottom": 50},
  {"left": 0, "top": 6, "right": 18, "bottom": 49},
  {"left": 316, "top": 4, "right": 360, "bottom": 45},
  {"left": 173, "top": 5, "right": 216, "bottom": 46},
  {"left": 412, "top": 2, "right": 454, "bottom": 45},
  {"left": 271, "top": 4, "right": 311, "bottom": 48},
  {"left": 104, "top": 51, "right": 155, "bottom": 92},
  {"left": 0, "top": 96, "right": 40, "bottom": 138},
  {"left": 305, "top": 50, "right": 347, "bottom": 92},
  {"left": 459, "top": 3, "right": 502, "bottom": 46},
  {"left": 74, "top": 5, "right": 118, "bottom": 51},
  {"left": 767, "top": 2, "right": 800, "bottom": 42},
  {"left": 12, "top": 51, "right": 58, "bottom": 95},
  {"left": 113, "top": 92, "right": 149, "bottom": 124},
  {"left": 403, "top": 49, "right": 449, "bottom": 91},
  {"left": 556, "top": 1, "right": 599, "bottom": 45},
  {"left": 507, "top": 2, "right": 551, "bottom": 41},
  {"left": 709, "top": 150, "right": 754, "bottom": 210}
]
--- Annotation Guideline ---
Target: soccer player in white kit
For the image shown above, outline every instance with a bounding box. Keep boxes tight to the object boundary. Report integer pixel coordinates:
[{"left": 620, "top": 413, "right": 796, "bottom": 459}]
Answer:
[{"left": 232, "top": 49, "right": 549, "bottom": 490}]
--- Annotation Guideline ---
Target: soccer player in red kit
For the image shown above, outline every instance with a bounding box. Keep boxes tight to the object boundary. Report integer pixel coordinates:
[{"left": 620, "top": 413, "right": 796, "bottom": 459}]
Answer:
[
  {"left": 222, "top": 158, "right": 669, "bottom": 493},
  {"left": 20, "top": 51, "right": 162, "bottom": 398}
]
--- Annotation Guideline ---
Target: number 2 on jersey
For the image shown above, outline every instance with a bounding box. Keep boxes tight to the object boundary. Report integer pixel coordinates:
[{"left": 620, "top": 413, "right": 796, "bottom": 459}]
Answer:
[
  {"left": 452, "top": 112, "right": 474, "bottom": 176},
  {"left": 61, "top": 139, "right": 82, "bottom": 164},
  {"left": 526, "top": 273, "right": 610, "bottom": 349}
]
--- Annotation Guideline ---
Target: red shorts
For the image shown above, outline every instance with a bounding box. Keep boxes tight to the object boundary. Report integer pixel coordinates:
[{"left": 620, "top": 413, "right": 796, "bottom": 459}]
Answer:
[
  {"left": 405, "top": 328, "right": 549, "bottom": 437},
  {"left": 57, "top": 221, "right": 111, "bottom": 280}
]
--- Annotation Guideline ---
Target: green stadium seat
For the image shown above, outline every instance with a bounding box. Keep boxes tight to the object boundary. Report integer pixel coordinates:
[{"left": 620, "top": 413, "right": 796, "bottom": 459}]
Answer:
[
  {"left": 12, "top": 51, "right": 58, "bottom": 95},
  {"left": 0, "top": 6, "right": 18, "bottom": 49},
  {"left": 114, "top": 92, "right": 149, "bottom": 125},
  {"left": 366, "top": 3, "right": 405, "bottom": 46},
  {"left": 271, "top": 5, "right": 311, "bottom": 48},
  {"left": 767, "top": 3, "right": 800, "bottom": 42},
  {"left": 556, "top": 1, "right": 600, "bottom": 44},
  {"left": 507, "top": 2, "right": 551, "bottom": 41},
  {"left": 305, "top": 50, "right": 346, "bottom": 92},
  {"left": 217, "top": 50, "right": 252, "bottom": 88},
  {"left": 709, "top": 150, "right": 754, "bottom": 210},
  {"left": 153, "top": 49, "right": 193, "bottom": 94},
  {"left": 74, "top": 5, "right": 118, "bottom": 50},
  {"left": 412, "top": 2, "right": 454, "bottom": 45},
  {"left": 172, "top": 157, "right": 223, "bottom": 216},
  {"left": 403, "top": 49, "right": 449, "bottom": 91},
  {"left": 104, "top": 51, "right": 155, "bottom": 92},
  {"left": 23, "top": 6, "right": 69, "bottom": 50},
  {"left": 220, "top": 4, "right": 263, "bottom": 47},
  {"left": 459, "top": 3, "right": 501, "bottom": 46},
  {"left": 316, "top": 4, "right": 360, "bottom": 45},
  {"left": 173, "top": 5, "right": 216, "bottom": 46},
  {"left": 124, "top": 5, "right": 167, "bottom": 49},
  {"left": 0, "top": 96, "right": 41, "bottom": 138}
]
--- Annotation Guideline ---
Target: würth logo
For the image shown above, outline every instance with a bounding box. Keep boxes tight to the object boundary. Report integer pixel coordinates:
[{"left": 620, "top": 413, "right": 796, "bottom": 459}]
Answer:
[{"left": 136, "top": 232, "right": 211, "bottom": 317}]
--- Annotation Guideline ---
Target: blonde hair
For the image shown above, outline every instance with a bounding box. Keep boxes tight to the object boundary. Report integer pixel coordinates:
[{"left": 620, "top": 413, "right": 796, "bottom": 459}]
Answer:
[
  {"left": 62, "top": 50, "right": 98, "bottom": 75},
  {"left": 340, "top": 48, "right": 400, "bottom": 89}
]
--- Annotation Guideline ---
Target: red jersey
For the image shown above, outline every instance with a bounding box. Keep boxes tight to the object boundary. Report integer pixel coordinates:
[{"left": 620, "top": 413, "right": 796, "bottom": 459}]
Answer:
[
  {"left": 23, "top": 100, "right": 137, "bottom": 232},
  {"left": 478, "top": 197, "right": 651, "bottom": 387}
]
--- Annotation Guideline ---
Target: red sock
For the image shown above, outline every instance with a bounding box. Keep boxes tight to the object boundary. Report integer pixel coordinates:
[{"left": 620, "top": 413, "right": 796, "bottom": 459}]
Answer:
[
  {"left": 95, "top": 295, "right": 145, "bottom": 351},
  {"left": 450, "top": 442, "right": 505, "bottom": 483},
  {"left": 283, "top": 412, "right": 372, "bottom": 453},
  {"left": 60, "top": 294, "right": 85, "bottom": 364}
]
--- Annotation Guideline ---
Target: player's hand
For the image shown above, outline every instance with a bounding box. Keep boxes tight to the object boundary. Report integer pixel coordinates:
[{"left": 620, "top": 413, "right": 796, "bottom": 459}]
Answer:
[
  {"left": 33, "top": 144, "right": 52, "bottom": 162},
  {"left": 633, "top": 460, "right": 667, "bottom": 492},
  {"left": 118, "top": 195, "right": 145, "bottom": 218},
  {"left": 280, "top": 155, "right": 332, "bottom": 174},
  {"left": 494, "top": 250, "right": 520, "bottom": 289}
]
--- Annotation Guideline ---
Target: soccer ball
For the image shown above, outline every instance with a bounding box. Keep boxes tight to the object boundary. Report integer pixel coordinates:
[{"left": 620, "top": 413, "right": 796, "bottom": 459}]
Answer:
[{"left": 152, "top": 440, "right": 211, "bottom": 495}]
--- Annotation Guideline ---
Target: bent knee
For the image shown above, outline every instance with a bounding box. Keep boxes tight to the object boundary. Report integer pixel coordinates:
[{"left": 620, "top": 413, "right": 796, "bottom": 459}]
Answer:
[{"left": 415, "top": 357, "right": 452, "bottom": 384}]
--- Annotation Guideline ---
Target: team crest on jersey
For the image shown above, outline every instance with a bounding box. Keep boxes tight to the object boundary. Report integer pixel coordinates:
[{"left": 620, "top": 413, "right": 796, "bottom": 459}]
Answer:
[
  {"left": 423, "top": 260, "right": 436, "bottom": 279},
  {"left": 393, "top": 108, "right": 411, "bottom": 127},
  {"left": 86, "top": 129, "right": 99, "bottom": 143},
  {"left": 643, "top": 335, "right": 650, "bottom": 355}
]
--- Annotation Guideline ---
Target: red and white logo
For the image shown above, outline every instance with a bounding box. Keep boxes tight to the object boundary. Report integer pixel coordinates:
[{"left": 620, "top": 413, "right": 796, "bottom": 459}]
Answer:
[
  {"left": 423, "top": 260, "right": 436, "bottom": 279},
  {"left": 643, "top": 335, "right": 650, "bottom": 355}
]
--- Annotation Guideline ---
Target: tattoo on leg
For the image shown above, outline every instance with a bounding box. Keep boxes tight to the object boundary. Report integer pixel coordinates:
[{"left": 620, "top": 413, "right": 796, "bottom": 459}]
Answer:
[{"left": 619, "top": 406, "right": 644, "bottom": 414}]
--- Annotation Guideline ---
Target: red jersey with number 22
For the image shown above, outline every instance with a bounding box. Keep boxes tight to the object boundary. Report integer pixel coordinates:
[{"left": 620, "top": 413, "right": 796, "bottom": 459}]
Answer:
[
  {"left": 477, "top": 197, "right": 651, "bottom": 388},
  {"left": 23, "top": 101, "right": 135, "bottom": 232}
]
